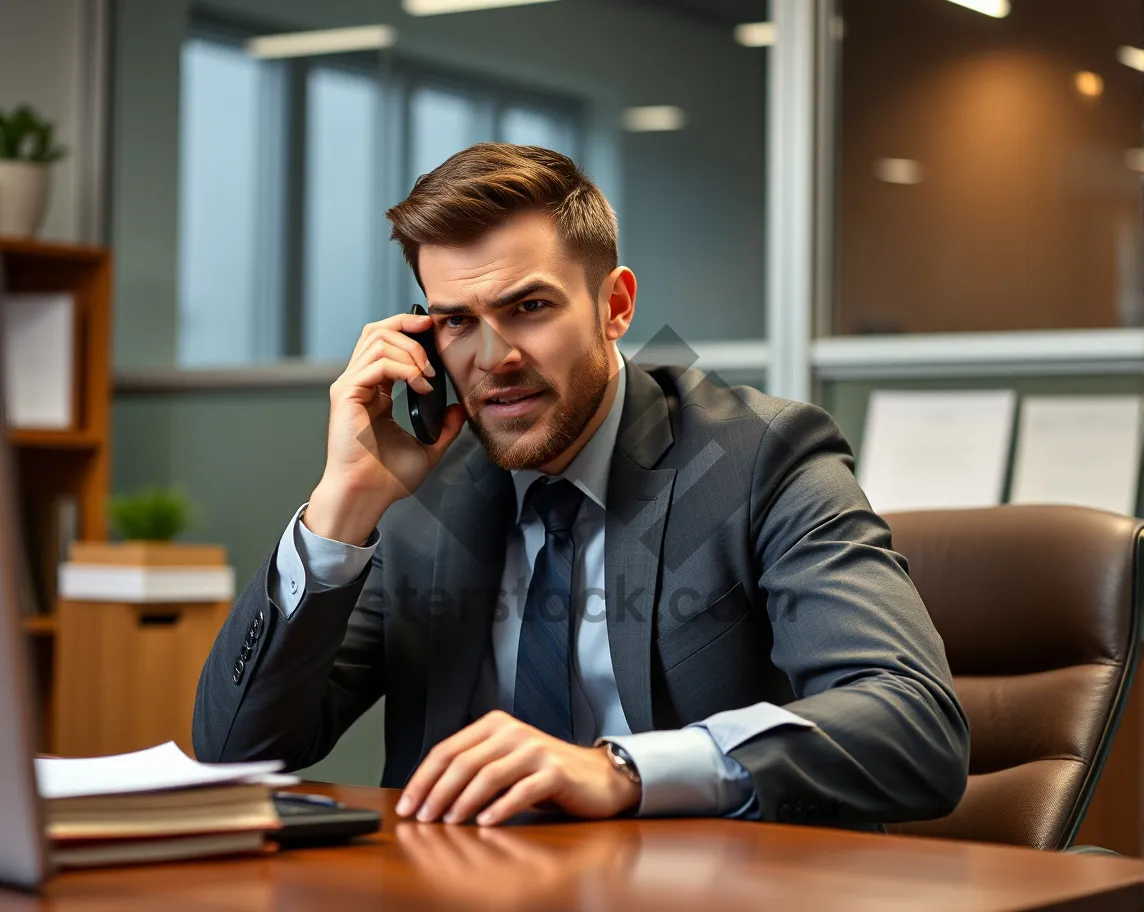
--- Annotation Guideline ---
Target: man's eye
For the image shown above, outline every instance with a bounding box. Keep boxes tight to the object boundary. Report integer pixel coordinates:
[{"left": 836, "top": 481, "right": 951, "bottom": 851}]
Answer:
[
  {"left": 445, "top": 315, "right": 469, "bottom": 328},
  {"left": 519, "top": 300, "right": 548, "bottom": 314}
]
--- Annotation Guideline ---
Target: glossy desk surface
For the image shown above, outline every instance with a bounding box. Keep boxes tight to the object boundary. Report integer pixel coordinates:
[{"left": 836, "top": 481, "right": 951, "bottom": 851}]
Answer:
[{"left": 2, "top": 784, "right": 1142, "bottom": 911}]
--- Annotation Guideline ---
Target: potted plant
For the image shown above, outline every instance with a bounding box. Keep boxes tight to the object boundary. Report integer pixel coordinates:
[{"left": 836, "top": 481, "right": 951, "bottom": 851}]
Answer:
[
  {"left": 0, "top": 104, "right": 67, "bottom": 238},
  {"left": 109, "top": 487, "right": 193, "bottom": 544}
]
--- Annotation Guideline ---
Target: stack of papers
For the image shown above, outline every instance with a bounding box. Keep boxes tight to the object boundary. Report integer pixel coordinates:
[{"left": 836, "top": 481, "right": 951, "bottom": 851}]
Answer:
[{"left": 36, "top": 742, "right": 294, "bottom": 868}]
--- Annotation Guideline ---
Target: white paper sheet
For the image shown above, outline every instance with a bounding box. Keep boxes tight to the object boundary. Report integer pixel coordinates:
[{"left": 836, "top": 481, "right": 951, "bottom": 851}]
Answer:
[
  {"left": 35, "top": 742, "right": 284, "bottom": 800},
  {"left": 1009, "top": 395, "right": 1143, "bottom": 516},
  {"left": 2, "top": 293, "right": 74, "bottom": 429},
  {"left": 858, "top": 390, "right": 1017, "bottom": 513}
]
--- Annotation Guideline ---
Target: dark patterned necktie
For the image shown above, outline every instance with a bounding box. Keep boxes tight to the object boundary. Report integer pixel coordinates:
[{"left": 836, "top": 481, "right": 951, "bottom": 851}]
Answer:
[{"left": 513, "top": 478, "right": 585, "bottom": 742}]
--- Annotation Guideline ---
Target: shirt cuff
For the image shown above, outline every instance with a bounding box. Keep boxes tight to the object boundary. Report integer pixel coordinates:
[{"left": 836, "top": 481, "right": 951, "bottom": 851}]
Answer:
[
  {"left": 273, "top": 503, "right": 379, "bottom": 618},
  {"left": 600, "top": 703, "right": 817, "bottom": 819},
  {"left": 602, "top": 728, "right": 754, "bottom": 818}
]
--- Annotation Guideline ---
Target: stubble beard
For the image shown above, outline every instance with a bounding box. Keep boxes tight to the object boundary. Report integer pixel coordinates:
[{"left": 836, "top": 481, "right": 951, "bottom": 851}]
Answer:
[{"left": 465, "top": 334, "right": 613, "bottom": 471}]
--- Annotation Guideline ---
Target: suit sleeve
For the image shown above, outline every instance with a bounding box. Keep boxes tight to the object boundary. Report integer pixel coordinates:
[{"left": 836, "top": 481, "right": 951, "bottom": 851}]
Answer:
[
  {"left": 728, "top": 401, "right": 970, "bottom": 827},
  {"left": 191, "top": 532, "right": 389, "bottom": 770}
]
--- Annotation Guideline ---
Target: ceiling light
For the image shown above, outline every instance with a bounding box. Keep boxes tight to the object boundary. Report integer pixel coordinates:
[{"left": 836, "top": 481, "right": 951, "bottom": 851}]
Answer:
[
  {"left": 247, "top": 25, "right": 397, "bottom": 59},
  {"left": 734, "top": 22, "right": 775, "bottom": 48},
  {"left": 945, "top": 0, "right": 1010, "bottom": 17},
  {"left": 875, "top": 159, "right": 925, "bottom": 185},
  {"left": 1118, "top": 46, "right": 1144, "bottom": 73},
  {"left": 403, "top": 0, "right": 561, "bottom": 15},
  {"left": 1074, "top": 71, "right": 1104, "bottom": 98},
  {"left": 622, "top": 106, "right": 687, "bottom": 133}
]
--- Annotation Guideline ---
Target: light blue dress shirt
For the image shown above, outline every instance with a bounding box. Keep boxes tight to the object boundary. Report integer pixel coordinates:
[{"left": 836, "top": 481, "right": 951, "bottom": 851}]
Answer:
[{"left": 273, "top": 361, "right": 813, "bottom": 818}]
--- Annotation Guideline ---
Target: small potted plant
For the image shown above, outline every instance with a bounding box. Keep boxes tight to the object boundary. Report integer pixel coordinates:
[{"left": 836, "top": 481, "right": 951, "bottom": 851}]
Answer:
[
  {"left": 0, "top": 104, "right": 67, "bottom": 238},
  {"left": 109, "top": 487, "right": 193, "bottom": 544}
]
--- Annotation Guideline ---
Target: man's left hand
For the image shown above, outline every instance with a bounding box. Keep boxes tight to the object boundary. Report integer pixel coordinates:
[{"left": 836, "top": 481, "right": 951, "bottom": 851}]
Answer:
[{"left": 394, "top": 711, "right": 642, "bottom": 826}]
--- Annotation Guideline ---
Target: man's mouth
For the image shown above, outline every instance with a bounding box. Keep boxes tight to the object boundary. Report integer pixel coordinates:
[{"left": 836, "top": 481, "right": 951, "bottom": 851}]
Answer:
[
  {"left": 480, "top": 387, "right": 547, "bottom": 417},
  {"left": 485, "top": 389, "right": 541, "bottom": 406}
]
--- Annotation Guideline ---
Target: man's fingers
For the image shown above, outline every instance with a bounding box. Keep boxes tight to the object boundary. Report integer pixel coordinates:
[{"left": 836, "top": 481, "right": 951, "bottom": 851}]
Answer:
[
  {"left": 350, "top": 312, "right": 432, "bottom": 363},
  {"left": 396, "top": 714, "right": 507, "bottom": 817},
  {"left": 442, "top": 748, "right": 539, "bottom": 824},
  {"left": 345, "top": 357, "right": 432, "bottom": 398},
  {"left": 418, "top": 730, "right": 521, "bottom": 823},
  {"left": 476, "top": 769, "right": 559, "bottom": 827},
  {"left": 348, "top": 327, "right": 434, "bottom": 377}
]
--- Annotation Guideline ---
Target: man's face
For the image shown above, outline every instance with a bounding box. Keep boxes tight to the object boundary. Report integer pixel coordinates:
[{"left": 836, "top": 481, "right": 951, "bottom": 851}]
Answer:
[{"left": 419, "top": 211, "right": 616, "bottom": 471}]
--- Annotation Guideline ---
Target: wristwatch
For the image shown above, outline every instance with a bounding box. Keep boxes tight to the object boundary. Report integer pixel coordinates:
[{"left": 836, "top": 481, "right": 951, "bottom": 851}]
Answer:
[{"left": 597, "top": 739, "right": 642, "bottom": 786}]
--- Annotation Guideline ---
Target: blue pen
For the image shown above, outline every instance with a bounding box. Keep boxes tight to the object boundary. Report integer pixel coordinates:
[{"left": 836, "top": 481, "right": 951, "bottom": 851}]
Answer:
[{"left": 275, "top": 791, "right": 342, "bottom": 807}]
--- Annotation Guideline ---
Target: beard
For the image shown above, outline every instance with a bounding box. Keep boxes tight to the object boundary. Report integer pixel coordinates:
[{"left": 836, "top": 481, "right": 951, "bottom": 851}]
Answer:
[{"left": 463, "top": 334, "right": 612, "bottom": 471}]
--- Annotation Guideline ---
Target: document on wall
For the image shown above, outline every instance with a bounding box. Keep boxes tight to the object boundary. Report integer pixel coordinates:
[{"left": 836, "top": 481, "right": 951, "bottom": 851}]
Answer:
[
  {"left": 1009, "top": 395, "right": 1143, "bottom": 516},
  {"left": 858, "top": 390, "right": 1017, "bottom": 513},
  {"left": 1, "top": 293, "right": 75, "bottom": 428}
]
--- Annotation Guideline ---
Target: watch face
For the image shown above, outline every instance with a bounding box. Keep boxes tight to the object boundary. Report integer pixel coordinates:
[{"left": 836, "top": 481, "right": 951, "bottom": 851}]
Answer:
[{"left": 607, "top": 743, "right": 641, "bottom": 783}]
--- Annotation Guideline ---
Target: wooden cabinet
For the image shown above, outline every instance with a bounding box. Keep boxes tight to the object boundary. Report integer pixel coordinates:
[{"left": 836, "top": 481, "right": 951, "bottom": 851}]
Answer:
[
  {"left": 2, "top": 238, "right": 112, "bottom": 753},
  {"left": 53, "top": 599, "right": 231, "bottom": 757}
]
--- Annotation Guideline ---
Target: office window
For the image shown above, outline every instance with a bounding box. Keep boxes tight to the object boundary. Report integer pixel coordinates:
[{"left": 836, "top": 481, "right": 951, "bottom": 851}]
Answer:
[
  {"left": 178, "top": 31, "right": 586, "bottom": 366},
  {"left": 177, "top": 37, "right": 284, "bottom": 367},
  {"left": 304, "top": 66, "right": 383, "bottom": 362},
  {"left": 410, "top": 87, "right": 484, "bottom": 185},
  {"left": 500, "top": 105, "right": 576, "bottom": 157}
]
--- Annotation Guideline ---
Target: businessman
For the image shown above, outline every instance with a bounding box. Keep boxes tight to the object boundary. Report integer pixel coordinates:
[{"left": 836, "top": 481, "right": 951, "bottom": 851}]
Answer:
[{"left": 194, "top": 143, "right": 969, "bottom": 828}]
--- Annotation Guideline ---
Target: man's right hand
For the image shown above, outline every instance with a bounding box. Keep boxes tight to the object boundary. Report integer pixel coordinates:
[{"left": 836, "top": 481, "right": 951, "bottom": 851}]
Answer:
[{"left": 304, "top": 311, "right": 465, "bottom": 545}]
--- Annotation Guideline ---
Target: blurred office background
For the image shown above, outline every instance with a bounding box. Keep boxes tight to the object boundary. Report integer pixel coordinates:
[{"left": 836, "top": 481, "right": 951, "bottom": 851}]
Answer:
[{"left": 0, "top": 0, "right": 1141, "bottom": 783}]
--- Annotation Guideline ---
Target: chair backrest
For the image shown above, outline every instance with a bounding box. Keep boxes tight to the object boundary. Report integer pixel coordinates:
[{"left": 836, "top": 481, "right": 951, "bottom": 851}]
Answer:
[{"left": 883, "top": 505, "right": 1143, "bottom": 850}]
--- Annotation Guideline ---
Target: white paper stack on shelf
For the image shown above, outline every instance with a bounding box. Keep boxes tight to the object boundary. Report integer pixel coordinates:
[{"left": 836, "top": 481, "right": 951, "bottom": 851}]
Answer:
[
  {"left": 1, "top": 293, "right": 75, "bottom": 429},
  {"left": 36, "top": 742, "right": 294, "bottom": 868}
]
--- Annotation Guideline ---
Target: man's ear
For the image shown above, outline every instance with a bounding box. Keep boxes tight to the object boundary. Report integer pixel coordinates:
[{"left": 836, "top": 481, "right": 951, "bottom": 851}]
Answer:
[{"left": 598, "top": 267, "right": 636, "bottom": 342}]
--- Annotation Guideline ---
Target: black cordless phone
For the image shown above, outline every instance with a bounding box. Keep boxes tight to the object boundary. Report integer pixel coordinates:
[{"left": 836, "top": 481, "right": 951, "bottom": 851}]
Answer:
[{"left": 406, "top": 304, "right": 449, "bottom": 445}]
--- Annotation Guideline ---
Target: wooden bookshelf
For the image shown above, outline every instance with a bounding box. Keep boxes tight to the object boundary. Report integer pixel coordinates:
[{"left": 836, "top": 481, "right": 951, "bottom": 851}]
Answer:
[
  {"left": 2, "top": 237, "right": 112, "bottom": 752},
  {"left": 22, "top": 614, "right": 58, "bottom": 636}
]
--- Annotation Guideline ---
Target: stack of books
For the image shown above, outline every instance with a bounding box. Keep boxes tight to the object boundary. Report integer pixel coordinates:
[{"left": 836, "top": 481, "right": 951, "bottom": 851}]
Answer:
[{"left": 35, "top": 742, "right": 291, "bottom": 868}]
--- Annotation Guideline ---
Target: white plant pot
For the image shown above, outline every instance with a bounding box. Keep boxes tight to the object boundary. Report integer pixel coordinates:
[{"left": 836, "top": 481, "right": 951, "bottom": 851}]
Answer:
[{"left": 0, "top": 161, "right": 50, "bottom": 238}]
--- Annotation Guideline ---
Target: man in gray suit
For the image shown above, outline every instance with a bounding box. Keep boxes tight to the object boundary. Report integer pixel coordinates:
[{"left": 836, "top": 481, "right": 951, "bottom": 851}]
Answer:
[{"left": 193, "top": 143, "right": 968, "bottom": 829}]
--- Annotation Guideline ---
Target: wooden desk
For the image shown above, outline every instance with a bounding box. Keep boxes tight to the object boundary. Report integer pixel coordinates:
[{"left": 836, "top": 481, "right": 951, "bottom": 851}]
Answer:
[{"left": 2, "top": 784, "right": 1143, "bottom": 911}]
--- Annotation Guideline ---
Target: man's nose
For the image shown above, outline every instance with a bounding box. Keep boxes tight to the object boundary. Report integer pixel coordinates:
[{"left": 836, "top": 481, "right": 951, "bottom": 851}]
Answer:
[{"left": 473, "top": 318, "right": 519, "bottom": 373}]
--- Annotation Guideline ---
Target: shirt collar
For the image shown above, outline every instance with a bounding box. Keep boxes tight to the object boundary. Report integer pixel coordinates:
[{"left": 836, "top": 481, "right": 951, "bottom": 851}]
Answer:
[{"left": 511, "top": 360, "right": 627, "bottom": 523}]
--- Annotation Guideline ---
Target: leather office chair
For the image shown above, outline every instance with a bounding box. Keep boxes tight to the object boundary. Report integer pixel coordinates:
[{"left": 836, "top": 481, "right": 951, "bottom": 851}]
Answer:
[{"left": 883, "top": 505, "right": 1143, "bottom": 850}]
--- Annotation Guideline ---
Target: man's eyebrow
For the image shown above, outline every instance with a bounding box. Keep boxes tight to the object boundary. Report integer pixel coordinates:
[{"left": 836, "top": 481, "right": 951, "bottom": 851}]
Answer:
[{"left": 426, "top": 280, "right": 566, "bottom": 317}]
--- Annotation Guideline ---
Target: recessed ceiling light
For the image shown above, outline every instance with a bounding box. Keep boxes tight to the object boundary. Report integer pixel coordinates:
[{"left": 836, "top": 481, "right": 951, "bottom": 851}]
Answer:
[
  {"left": 945, "top": 0, "right": 1010, "bottom": 17},
  {"left": 734, "top": 22, "right": 775, "bottom": 48},
  {"left": 403, "top": 0, "right": 561, "bottom": 15},
  {"left": 875, "top": 159, "right": 925, "bottom": 185},
  {"left": 1118, "top": 46, "right": 1144, "bottom": 73},
  {"left": 1074, "top": 71, "right": 1104, "bottom": 98},
  {"left": 246, "top": 25, "right": 397, "bottom": 59},
  {"left": 622, "top": 106, "right": 687, "bottom": 133}
]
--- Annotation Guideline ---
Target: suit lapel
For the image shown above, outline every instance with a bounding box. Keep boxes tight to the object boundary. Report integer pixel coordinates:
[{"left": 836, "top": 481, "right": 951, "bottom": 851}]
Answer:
[
  {"left": 605, "top": 363, "right": 676, "bottom": 734},
  {"left": 420, "top": 443, "right": 514, "bottom": 756}
]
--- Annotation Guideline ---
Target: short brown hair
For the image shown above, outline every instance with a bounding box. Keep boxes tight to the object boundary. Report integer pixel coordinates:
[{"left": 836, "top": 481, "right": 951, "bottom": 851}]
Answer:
[{"left": 386, "top": 143, "right": 618, "bottom": 298}]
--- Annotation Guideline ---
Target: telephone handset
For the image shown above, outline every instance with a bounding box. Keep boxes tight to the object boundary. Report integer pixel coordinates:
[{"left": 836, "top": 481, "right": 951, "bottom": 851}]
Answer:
[{"left": 405, "top": 304, "right": 449, "bottom": 445}]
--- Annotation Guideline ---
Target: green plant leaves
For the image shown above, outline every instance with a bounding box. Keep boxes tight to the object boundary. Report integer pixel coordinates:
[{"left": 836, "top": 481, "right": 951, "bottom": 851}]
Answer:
[
  {"left": 108, "top": 488, "right": 193, "bottom": 542},
  {"left": 0, "top": 104, "right": 67, "bottom": 163}
]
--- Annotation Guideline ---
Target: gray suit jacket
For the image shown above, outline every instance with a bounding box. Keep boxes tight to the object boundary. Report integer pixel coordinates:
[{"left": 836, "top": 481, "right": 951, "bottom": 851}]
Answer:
[{"left": 193, "top": 362, "right": 969, "bottom": 829}]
